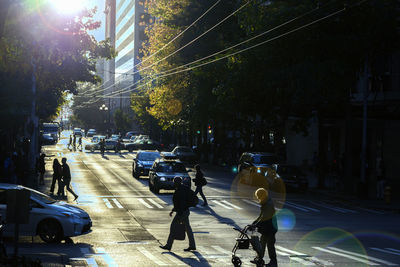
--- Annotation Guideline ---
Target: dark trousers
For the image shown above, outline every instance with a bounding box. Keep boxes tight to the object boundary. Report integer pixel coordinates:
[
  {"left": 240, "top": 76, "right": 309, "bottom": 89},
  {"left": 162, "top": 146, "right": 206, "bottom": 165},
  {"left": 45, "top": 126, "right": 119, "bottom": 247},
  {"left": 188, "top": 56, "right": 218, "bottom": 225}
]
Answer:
[
  {"left": 50, "top": 175, "right": 58, "bottom": 193},
  {"left": 194, "top": 186, "right": 207, "bottom": 204},
  {"left": 260, "top": 233, "right": 277, "bottom": 262},
  {"left": 64, "top": 179, "right": 77, "bottom": 198},
  {"left": 166, "top": 210, "right": 195, "bottom": 248}
]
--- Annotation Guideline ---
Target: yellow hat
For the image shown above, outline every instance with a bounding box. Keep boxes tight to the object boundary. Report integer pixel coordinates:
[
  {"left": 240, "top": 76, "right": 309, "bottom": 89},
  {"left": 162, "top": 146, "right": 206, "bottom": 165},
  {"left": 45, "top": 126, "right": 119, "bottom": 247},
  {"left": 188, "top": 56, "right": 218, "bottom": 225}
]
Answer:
[{"left": 255, "top": 188, "right": 268, "bottom": 203}]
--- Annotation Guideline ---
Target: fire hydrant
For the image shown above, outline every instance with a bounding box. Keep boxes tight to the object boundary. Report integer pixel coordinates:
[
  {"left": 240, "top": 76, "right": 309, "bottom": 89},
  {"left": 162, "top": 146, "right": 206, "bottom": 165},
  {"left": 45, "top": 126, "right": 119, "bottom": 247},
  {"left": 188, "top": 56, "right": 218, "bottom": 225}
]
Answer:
[{"left": 384, "top": 185, "right": 391, "bottom": 204}]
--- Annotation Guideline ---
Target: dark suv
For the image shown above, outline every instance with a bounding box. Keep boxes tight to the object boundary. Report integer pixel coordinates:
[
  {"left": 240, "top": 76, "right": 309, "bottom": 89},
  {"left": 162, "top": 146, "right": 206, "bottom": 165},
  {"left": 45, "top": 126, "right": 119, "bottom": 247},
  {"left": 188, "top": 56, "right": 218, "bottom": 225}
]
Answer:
[
  {"left": 238, "top": 152, "right": 278, "bottom": 173},
  {"left": 148, "top": 158, "right": 191, "bottom": 194},
  {"left": 132, "top": 151, "right": 161, "bottom": 178}
]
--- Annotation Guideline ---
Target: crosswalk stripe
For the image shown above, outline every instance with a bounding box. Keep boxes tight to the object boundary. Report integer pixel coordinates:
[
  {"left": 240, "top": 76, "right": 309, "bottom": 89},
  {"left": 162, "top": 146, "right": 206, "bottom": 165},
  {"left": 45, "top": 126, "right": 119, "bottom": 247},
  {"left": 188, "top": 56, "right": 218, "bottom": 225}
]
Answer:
[
  {"left": 387, "top": 248, "right": 400, "bottom": 253},
  {"left": 313, "top": 247, "right": 379, "bottom": 265},
  {"left": 148, "top": 198, "right": 164, "bottom": 208},
  {"left": 112, "top": 198, "right": 123, "bottom": 209},
  {"left": 212, "top": 200, "right": 232, "bottom": 209},
  {"left": 211, "top": 245, "right": 231, "bottom": 255},
  {"left": 311, "top": 202, "right": 355, "bottom": 213},
  {"left": 278, "top": 201, "right": 310, "bottom": 212},
  {"left": 276, "top": 246, "right": 308, "bottom": 256},
  {"left": 162, "top": 253, "right": 186, "bottom": 265},
  {"left": 285, "top": 201, "right": 320, "bottom": 212},
  {"left": 356, "top": 207, "right": 385, "bottom": 214},
  {"left": 242, "top": 199, "right": 261, "bottom": 207},
  {"left": 95, "top": 247, "right": 118, "bottom": 267},
  {"left": 371, "top": 247, "right": 400, "bottom": 256},
  {"left": 221, "top": 200, "right": 242, "bottom": 210},
  {"left": 329, "top": 247, "right": 398, "bottom": 266},
  {"left": 197, "top": 246, "right": 228, "bottom": 259},
  {"left": 275, "top": 246, "right": 330, "bottom": 266},
  {"left": 138, "top": 198, "right": 153, "bottom": 209},
  {"left": 103, "top": 198, "right": 113, "bottom": 208},
  {"left": 138, "top": 246, "right": 167, "bottom": 266},
  {"left": 276, "top": 251, "right": 290, "bottom": 256}
]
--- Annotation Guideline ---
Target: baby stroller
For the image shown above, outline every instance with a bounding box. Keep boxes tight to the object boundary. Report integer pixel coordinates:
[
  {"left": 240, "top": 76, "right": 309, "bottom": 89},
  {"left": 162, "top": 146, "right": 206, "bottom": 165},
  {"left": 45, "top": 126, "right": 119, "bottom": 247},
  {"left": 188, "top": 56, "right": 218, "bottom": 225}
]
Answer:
[{"left": 232, "top": 225, "right": 264, "bottom": 267}]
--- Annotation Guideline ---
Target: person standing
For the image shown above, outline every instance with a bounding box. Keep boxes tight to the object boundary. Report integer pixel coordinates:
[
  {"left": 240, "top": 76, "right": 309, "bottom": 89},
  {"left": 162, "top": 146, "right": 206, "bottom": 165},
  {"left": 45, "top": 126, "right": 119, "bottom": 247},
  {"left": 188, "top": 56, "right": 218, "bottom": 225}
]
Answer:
[
  {"left": 160, "top": 177, "right": 196, "bottom": 251},
  {"left": 68, "top": 135, "right": 72, "bottom": 149},
  {"left": 50, "top": 159, "right": 62, "bottom": 196},
  {"left": 61, "top": 158, "right": 78, "bottom": 201},
  {"left": 251, "top": 188, "right": 278, "bottom": 267},
  {"left": 193, "top": 164, "right": 208, "bottom": 206},
  {"left": 37, "top": 153, "right": 46, "bottom": 185},
  {"left": 73, "top": 135, "right": 76, "bottom": 151}
]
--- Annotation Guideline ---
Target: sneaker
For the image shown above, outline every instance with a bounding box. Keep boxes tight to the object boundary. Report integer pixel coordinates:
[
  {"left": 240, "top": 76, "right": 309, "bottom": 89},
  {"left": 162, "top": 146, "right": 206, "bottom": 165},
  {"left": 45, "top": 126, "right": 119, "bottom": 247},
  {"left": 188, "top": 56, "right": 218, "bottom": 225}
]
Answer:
[
  {"left": 183, "top": 247, "right": 196, "bottom": 251},
  {"left": 159, "top": 245, "right": 171, "bottom": 251}
]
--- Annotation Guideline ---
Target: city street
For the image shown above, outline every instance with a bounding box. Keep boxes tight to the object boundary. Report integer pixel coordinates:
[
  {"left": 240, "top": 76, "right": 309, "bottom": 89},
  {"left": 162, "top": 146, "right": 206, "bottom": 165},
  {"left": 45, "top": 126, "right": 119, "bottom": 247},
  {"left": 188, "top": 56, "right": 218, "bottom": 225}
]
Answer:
[{"left": 4, "top": 132, "right": 399, "bottom": 267}]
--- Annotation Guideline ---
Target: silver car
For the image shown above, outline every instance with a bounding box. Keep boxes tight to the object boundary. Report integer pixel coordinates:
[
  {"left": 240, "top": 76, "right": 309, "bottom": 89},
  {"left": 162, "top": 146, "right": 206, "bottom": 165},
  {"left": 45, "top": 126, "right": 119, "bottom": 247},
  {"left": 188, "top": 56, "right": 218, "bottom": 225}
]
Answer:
[{"left": 0, "top": 184, "right": 92, "bottom": 243}]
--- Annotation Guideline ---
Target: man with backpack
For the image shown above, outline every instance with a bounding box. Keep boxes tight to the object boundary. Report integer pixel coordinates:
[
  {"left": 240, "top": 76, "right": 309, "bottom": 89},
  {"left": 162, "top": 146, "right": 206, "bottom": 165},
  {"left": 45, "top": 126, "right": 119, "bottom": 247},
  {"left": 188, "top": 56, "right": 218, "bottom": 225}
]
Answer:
[{"left": 160, "top": 176, "right": 196, "bottom": 252}]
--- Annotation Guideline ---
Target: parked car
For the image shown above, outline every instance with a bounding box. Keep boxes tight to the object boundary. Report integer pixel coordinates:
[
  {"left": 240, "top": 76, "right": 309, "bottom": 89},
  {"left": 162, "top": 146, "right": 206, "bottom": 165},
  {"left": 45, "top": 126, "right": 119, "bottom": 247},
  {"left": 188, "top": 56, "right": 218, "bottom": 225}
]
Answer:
[
  {"left": 148, "top": 158, "right": 191, "bottom": 194},
  {"left": 73, "top": 128, "right": 82, "bottom": 136},
  {"left": 85, "top": 138, "right": 116, "bottom": 152},
  {"left": 238, "top": 152, "right": 278, "bottom": 173},
  {"left": 171, "top": 146, "right": 197, "bottom": 163},
  {"left": 86, "top": 129, "right": 96, "bottom": 137},
  {"left": 91, "top": 135, "right": 106, "bottom": 143},
  {"left": 41, "top": 133, "right": 57, "bottom": 145},
  {"left": 125, "top": 139, "right": 159, "bottom": 152},
  {"left": 132, "top": 151, "right": 161, "bottom": 178},
  {"left": 125, "top": 131, "right": 140, "bottom": 139},
  {"left": 276, "top": 165, "right": 308, "bottom": 192},
  {"left": 0, "top": 183, "right": 92, "bottom": 243},
  {"left": 110, "top": 134, "right": 121, "bottom": 141}
]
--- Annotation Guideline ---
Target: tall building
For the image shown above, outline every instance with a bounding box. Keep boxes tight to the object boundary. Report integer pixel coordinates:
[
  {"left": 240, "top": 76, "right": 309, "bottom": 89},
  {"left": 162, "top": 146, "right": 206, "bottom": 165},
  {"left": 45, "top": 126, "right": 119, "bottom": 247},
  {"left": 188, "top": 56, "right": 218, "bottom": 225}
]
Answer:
[{"left": 104, "top": 0, "right": 116, "bottom": 115}]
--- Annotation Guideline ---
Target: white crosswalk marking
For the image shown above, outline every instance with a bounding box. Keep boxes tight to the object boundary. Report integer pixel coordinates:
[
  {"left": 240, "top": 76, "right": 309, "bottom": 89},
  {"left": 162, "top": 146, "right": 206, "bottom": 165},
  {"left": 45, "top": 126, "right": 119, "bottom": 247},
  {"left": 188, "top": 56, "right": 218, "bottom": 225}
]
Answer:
[
  {"left": 212, "top": 200, "right": 232, "bottom": 209},
  {"left": 103, "top": 198, "right": 113, "bottom": 209},
  {"left": 329, "top": 247, "right": 398, "bottom": 266},
  {"left": 138, "top": 246, "right": 167, "bottom": 266},
  {"left": 387, "top": 248, "right": 400, "bottom": 253},
  {"left": 221, "top": 200, "right": 242, "bottom": 209},
  {"left": 147, "top": 198, "right": 163, "bottom": 208},
  {"left": 311, "top": 202, "right": 356, "bottom": 213},
  {"left": 275, "top": 245, "right": 333, "bottom": 266},
  {"left": 138, "top": 198, "right": 153, "bottom": 209},
  {"left": 313, "top": 247, "right": 378, "bottom": 265},
  {"left": 371, "top": 247, "right": 400, "bottom": 256},
  {"left": 242, "top": 199, "right": 261, "bottom": 207},
  {"left": 211, "top": 245, "right": 231, "bottom": 255},
  {"left": 285, "top": 201, "right": 320, "bottom": 212},
  {"left": 278, "top": 201, "right": 310, "bottom": 212},
  {"left": 112, "top": 198, "right": 123, "bottom": 209},
  {"left": 95, "top": 247, "right": 118, "bottom": 266}
]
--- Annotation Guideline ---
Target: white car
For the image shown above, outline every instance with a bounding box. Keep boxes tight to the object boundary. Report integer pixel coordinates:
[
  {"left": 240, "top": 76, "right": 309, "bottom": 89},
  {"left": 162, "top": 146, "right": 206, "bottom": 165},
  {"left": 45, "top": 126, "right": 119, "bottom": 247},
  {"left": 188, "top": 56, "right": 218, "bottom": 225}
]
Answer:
[{"left": 0, "top": 184, "right": 92, "bottom": 243}]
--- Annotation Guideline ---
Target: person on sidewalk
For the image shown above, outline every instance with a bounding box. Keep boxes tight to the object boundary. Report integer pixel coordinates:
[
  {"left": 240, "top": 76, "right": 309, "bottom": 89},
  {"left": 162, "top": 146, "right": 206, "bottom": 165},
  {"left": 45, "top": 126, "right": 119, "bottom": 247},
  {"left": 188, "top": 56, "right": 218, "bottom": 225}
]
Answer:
[
  {"left": 250, "top": 188, "right": 278, "bottom": 267},
  {"left": 193, "top": 164, "right": 208, "bottom": 206},
  {"left": 160, "top": 177, "right": 196, "bottom": 252},
  {"left": 61, "top": 158, "right": 78, "bottom": 201},
  {"left": 50, "top": 159, "right": 62, "bottom": 195},
  {"left": 37, "top": 153, "right": 46, "bottom": 185}
]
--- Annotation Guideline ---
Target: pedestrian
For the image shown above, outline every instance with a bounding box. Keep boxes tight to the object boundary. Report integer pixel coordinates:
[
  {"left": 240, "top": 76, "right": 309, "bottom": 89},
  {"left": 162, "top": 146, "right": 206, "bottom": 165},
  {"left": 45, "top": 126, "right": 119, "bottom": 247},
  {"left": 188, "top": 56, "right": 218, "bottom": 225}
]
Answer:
[
  {"left": 50, "top": 159, "right": 62, "bottom": 196},
  {"left": 160, "top": 177, "right": 196, "bottom": 252},
  {"left": 68, "top": 135, "right": 72, "bottom": 149},
  {"left": 193, "top": 164, "right": 208, "bottom": 206},
  {"left": 376, "top": 159, "right": 386, "bottom": 200},
  {"left": 37, "top": 153, "right": 46, "bottom": 185},
  {"left": 73, "top": 135, "right": 76, "bottom": 151},
  {"left": 250, "top": 188, "right": 278, "bottom": 267},
  {"left": 77, "top": 136, "right": 82, "bottom": 150},
  {"left": 61, "top": 157, "right": 78, "bottom": 201}
]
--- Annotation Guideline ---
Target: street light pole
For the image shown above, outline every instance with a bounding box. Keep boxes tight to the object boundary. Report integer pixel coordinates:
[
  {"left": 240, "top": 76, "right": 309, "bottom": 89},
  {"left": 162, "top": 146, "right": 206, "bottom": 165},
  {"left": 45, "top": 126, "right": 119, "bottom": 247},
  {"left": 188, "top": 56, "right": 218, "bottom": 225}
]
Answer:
[{"left": 100, "top": 104, "right": 108, "bottom": 133}]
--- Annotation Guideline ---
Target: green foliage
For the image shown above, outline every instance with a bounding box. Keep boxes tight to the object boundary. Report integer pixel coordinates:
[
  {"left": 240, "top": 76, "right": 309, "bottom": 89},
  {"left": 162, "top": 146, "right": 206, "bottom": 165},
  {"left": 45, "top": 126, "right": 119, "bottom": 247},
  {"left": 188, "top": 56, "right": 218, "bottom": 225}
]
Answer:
[{"left": 113, "top": 109, "right": 132, "bottom": 133}]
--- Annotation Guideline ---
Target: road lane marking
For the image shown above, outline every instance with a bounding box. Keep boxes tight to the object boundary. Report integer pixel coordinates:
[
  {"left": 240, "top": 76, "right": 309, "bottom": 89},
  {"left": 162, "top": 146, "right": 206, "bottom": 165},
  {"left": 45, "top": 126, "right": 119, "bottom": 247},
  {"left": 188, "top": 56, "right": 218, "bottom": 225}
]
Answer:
[
  {"left": 387, "top": 248, "right": 400, "bottom": 253},
  {"left": 371, "top": 247, "right": 400, "bottom": 256},
  {"left": 138, "top": 198, "right": 153, "bottom": 208},
  {"left": 138, "top": 246, "right": 167, "bottom": 265},
  {"left": 356, "top": 207, "right": 385, "bottom": 214},
  {"left": 197, "top": 246, "right": 228, "bottom": 259},
  {"left": 221, "top": 200, "right": 242, "bottom": 209},
  {"left": 242, "top": 199, "right": 261, "bottom": 207},
  {"left": 276, "top": 246, "right": 333, "bottom": 266},
  {"left": 95, "top": 247, "right": 118, "bottom": 267},
  {"left": 313, "top": 247, "right": 379, "bottom": 265},
  {"left": 311, "top": 202, "right": 356, "bottom": 213},
  {"left": 147, "top": 198, "right": 163, "bottom": 208},
  {"left": 162, "top": 253, "right": 186, "bottom": 265},
  {"left": 103, "top": 198, "right": 113, "bottom": 208},
  {"left": 211, "top": 245, "right": 231, "bottom": 255},
  {"left": 278, "top": 201, "right": 310, "bottom": 212},
  {"left": 212, "top": 200, "right": 232, "bottom": 209},
  {"left": 329, "top": 247, "right": 398, "bottom": 266},
  {"left": 285, "top": 201, "right": 320, "bottom": 212},
  {"left": 112, "top": 198, "right": 123, "bottom": 209}
]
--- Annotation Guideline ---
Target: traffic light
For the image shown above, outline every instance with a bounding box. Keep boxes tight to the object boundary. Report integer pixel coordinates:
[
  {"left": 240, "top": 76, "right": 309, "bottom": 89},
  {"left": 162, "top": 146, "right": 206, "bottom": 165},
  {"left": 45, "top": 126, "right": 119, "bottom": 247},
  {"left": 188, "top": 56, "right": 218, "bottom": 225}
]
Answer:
[{"left": 196, "top": 130, "right": 200, "bottom": 134}]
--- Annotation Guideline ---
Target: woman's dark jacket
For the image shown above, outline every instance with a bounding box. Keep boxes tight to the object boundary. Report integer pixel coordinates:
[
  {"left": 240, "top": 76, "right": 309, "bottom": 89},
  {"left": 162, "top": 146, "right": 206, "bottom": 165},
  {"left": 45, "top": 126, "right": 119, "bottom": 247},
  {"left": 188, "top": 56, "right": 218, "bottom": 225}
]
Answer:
[{"left": 252, "top": 198, "right": 278, "bottom": 235}]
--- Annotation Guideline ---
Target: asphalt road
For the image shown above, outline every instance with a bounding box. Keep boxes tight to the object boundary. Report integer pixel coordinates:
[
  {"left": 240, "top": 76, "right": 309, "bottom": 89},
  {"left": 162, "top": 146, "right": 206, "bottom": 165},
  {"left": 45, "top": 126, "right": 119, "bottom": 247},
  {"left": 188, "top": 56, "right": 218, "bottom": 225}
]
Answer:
[{"left": 6, "top": 131, "right": 400, "bottom": 267}]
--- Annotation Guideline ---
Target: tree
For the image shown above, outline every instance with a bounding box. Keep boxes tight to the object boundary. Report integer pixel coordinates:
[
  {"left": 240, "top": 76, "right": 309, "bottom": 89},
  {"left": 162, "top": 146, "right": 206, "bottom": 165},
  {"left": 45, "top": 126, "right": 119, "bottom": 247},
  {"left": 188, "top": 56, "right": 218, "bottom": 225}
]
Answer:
[{"left": 113, "top": 109, "right": 132, "bottom": 134}]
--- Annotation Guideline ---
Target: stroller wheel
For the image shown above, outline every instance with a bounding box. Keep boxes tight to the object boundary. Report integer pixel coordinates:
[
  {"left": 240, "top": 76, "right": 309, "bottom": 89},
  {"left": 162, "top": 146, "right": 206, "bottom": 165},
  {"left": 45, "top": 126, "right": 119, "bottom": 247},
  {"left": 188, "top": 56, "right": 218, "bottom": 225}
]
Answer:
[{"left": 232, "top": 256, "right": 242, "bottom": 266}]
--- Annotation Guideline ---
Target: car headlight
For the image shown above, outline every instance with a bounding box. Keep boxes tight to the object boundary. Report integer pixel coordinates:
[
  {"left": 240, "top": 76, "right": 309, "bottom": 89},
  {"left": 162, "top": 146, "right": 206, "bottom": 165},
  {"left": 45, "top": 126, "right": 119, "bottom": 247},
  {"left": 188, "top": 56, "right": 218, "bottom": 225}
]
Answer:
[
  {"left": 159, "top": 177, "right": 166, "bottom": 181},
  {"left": 137, "top": 162, "right": 143, "bottom": 167}
]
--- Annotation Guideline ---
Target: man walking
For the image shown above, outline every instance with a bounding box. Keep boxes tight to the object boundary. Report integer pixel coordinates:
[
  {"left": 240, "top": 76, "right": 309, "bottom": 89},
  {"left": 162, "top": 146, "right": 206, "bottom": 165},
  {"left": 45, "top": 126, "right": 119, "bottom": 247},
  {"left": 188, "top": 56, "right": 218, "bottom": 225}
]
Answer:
[
  {"left": 160, "top": 177, "right": 196, "bottom": 251},
  {"left": 61, "top": 158, "right": 79, "bottom": 201},
  {"left": 193, "top": 164, "right": 208, "bottom": 206}
]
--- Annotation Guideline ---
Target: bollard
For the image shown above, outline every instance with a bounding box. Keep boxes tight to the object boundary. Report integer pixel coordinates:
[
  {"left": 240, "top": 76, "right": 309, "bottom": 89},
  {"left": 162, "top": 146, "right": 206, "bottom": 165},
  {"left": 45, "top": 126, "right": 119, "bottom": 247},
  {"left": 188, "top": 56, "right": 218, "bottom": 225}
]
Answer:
[{"left": 384, "top": 185, "right": 391, "bottom": 204}]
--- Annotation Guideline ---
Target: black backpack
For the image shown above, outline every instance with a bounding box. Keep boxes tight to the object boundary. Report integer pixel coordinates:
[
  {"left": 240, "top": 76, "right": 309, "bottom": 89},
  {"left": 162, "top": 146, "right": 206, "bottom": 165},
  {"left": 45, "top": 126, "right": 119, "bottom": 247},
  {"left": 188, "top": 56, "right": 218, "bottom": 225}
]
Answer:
[{"left": 185, "top": 188, "right": 199, "bottom": 207}]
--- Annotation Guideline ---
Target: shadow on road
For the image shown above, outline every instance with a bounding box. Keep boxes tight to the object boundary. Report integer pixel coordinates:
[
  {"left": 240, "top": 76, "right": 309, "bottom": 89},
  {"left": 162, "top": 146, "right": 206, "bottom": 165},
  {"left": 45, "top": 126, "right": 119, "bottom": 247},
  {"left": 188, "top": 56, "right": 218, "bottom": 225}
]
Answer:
[{"left": 162, "top": 251, "right": 212, "bottom": 267}]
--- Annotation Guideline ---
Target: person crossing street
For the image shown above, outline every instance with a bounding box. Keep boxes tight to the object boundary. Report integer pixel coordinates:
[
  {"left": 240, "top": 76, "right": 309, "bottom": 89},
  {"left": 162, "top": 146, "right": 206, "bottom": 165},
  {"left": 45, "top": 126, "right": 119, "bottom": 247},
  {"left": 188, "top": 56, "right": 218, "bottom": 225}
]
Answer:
[
  {"left": 193, "top": 164, "right": 208, "bottom": 206},
  {"left": 61, "top": 157, "right": 79, "bottom": 201}
]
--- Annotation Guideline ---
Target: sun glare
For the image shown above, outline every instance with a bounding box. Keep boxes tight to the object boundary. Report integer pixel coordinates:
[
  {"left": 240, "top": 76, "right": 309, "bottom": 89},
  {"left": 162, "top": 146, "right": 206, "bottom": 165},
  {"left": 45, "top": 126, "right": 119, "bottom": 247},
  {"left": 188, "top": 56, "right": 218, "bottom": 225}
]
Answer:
[{"left": 51, "top": 0, "right": 88, "bottom": 14}]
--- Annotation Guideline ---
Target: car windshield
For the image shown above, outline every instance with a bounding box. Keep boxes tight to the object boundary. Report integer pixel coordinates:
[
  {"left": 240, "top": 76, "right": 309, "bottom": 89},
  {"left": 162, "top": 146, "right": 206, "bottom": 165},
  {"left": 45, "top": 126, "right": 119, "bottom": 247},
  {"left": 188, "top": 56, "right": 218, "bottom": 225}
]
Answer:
[
  {"left": 177, "top": 147, "right": 192, "bottom": 153},
  {"left": 138, "top": 152, "right": 160, "bottom": 161},
  {"left": 253, "top": 155, "right": 277, "bottom": 164},
  {"left": 157, "top": 162, "right": 187, "bottom": 172},
  {"left": 27, "top": 188, "right": 56, "bottom": 204}
]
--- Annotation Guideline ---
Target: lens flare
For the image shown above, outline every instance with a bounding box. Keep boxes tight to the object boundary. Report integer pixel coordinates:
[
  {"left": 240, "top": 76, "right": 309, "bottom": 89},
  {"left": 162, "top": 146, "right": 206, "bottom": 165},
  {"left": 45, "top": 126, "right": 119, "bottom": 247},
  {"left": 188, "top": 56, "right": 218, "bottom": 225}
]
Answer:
[
  {"left": 51, "top": 0, "right": 88, "bottom": 14},
  {"left": 275, "top": 209, "right": 296, "bottom": 232}
]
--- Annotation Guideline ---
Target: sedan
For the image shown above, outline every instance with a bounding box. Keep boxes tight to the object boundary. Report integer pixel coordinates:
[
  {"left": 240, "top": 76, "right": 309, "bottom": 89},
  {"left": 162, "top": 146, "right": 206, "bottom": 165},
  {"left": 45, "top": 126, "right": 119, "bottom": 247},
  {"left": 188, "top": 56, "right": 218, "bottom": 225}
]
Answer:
[
  {"left": 171, "top": 146, "right": 198, "bottom": 163},
  {"left": 0, "top": 183, "right": 92, "bottom": 243},
  {"left": 125, "top": 139, "right": 159, "bottom": 152},
  {"left": 276, "top": 165, "right": 309, "bottom": 192},
  {"left": 132, "top": 151, "right": 161, "bottom": 178}
]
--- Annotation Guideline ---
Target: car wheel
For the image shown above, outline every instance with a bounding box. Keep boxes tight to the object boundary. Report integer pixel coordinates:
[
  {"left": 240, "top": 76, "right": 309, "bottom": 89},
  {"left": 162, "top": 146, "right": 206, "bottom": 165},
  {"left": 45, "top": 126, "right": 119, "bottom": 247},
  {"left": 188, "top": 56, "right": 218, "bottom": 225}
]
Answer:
[{"left": 38, "top": 220, "right": 63, "bottom": 243}]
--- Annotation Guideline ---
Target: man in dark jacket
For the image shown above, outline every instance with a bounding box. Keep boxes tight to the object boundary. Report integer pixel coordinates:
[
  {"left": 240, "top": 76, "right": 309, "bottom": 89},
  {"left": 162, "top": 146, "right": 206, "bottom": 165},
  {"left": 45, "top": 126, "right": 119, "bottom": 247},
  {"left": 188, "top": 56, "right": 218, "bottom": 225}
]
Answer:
[
  {"left": 61, "top": 158, "right": 78, "bottom": 201},
  {"left": 160, "top": 177, "right": 196, "bottom": 251},
  {"left": 193, "top": 164, "right": 207, "bottom": 206},
  {"left": 251, "top": 188, "right": 278, "bottom": 267}
]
